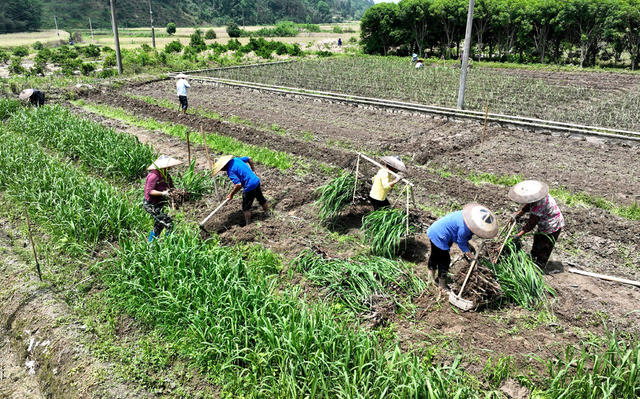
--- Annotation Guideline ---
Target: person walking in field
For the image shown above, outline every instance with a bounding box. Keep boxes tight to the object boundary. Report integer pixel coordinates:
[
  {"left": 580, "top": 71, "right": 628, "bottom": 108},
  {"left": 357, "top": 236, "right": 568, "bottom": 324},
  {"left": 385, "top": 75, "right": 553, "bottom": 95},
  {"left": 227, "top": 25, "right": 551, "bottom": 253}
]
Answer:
[
  {"left": 213, "top": 155, "right": 269, "bottom": 225},
  {"left": 368, "top": 156, "right": 407, "bottom": 210},
  {"left": 143, "top": 155, "right": 182, "bottom": 242},
  {"left": 175, "top": 73, "right": 190, "bottom": 115},
  {"left": 19, "top": 89, "right": 45, "bottom": 106},
  {"left": 509, "top": 180, "right": 565, "bottom": 270},
  {"left": 427, "top": 203, "right": 498, "bottom": 290}
]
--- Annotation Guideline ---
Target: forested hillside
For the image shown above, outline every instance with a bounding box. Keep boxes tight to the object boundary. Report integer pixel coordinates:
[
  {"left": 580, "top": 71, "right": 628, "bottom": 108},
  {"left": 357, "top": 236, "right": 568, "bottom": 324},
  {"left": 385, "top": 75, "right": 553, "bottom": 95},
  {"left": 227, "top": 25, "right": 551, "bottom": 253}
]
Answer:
[
  {"left": 361, "top": 0, "right": 640, "bottom": 69},
  {"left": 0, "top": 0, "right": 373, "bottom": 32}
]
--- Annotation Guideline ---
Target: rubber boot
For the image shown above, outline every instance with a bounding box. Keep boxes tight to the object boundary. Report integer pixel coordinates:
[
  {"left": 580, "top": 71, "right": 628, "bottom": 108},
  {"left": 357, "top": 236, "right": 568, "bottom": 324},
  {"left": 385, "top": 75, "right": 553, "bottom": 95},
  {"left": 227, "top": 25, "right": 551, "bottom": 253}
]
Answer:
[{"left": 148, "top": 230, "right": 157, "bottom": 242}]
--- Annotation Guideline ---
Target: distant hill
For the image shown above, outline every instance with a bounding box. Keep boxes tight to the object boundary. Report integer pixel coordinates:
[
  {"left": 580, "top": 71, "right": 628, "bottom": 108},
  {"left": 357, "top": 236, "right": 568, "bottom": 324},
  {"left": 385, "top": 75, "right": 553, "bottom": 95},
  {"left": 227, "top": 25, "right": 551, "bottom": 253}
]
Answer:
[{"left": 30, "top": 0, "right": 373, "bottom": 31}]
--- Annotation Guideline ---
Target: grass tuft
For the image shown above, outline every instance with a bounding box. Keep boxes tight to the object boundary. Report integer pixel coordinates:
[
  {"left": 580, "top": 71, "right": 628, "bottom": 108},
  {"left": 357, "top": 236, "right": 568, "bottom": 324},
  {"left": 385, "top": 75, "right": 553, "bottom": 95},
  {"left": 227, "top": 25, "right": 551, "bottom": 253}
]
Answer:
[
  {"left": 315, "top": 172, "right": 355, "bottom": 222},
  {"left": 361, "top": 207, "right": 414, "bottom": 258}
]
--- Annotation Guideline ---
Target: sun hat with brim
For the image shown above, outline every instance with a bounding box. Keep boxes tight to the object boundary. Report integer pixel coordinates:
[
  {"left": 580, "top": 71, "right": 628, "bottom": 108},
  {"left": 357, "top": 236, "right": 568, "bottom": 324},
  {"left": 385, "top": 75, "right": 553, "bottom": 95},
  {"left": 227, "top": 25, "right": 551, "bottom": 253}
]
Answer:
[
  {"left": 212, "top": 155, "right": 234, "bottom": 175},
  {"left": 174, "top": 73, "right": 189, "bottom": 79},
  {"left": 462, "top": 203, "right": 499, "bottom": 239},
  {"left": 19, "top": 89, "right": 34, "bottom": 100},
  {"left": 508, "top": 180, "right": 549, "bottom": 204},
  {"left": 381, "top": 156, "right": 407, "bottom": 174},
  {"left": 148, "top": 155, "right": 183, "bottom": 170}
]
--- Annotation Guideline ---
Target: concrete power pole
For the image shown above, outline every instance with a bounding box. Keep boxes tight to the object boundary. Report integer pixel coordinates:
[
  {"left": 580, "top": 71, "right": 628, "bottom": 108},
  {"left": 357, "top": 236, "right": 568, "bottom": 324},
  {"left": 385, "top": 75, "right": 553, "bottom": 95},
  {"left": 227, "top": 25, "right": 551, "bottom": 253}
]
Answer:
[
  {"left": 89, "top": 17, "right": 94, "bottom": 42},
  {"left": 54, "top": 16, "right": 60, "bottom": 39},
  {"left": 457, "top": 0, "right": 475, "bottom": 110},
  {"left": 109, "top": 0, "right": 123, "bottom": 74},
  {"left": 148, "top": 0, "right": 156, "bottom": 48}
]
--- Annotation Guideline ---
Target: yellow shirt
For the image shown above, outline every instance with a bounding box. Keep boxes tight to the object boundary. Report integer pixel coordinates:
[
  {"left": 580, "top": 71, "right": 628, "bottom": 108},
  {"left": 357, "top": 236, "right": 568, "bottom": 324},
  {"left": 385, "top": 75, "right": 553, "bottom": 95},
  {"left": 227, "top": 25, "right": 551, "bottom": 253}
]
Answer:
[{"left": 370, "top": 168, "right": 393, "bottom": 201}]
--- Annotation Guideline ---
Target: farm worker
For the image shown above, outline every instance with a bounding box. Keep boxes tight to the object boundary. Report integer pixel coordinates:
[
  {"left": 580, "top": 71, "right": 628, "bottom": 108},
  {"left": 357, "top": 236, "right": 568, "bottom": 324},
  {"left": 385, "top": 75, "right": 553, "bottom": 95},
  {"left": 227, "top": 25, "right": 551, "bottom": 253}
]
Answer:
[
  {"left": 338, "top": 38, "right": 342, "bottom": 47},
  {"left": 18, "top": 89, "right": 45, "bottom": 107},
  {"left": 175, "top": 73, "right": 190, "bottom": 115},
  {"left": 427, "top": 203, "right": 498, "bottom": 290},
  {"left": 415, "top": 59, "right": 424, "bottom": 69},
  {"left": 213, "top": 155, "right": 269, "bottom": 225},
  {"left": 411, "top": 53, "right": 418, "bottom": 63},
  {"left": 143, "top": 155, "right": 182, "bottom": 242},
  {"left": 509, "top": 180, "right": 565, "bottom": 269},
  {"left": 369, "top": 156, "right": 407, "bottom": 210}
]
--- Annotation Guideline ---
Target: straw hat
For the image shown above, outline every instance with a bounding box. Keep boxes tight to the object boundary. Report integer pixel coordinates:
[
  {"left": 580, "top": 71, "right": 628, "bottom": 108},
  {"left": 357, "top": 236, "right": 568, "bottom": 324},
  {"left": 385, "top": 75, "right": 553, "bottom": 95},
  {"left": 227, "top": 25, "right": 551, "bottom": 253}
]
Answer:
[
  {"left": 19, "top": 89, "right": 34, "bottom": 100},
  {"left": 508, "top": 180, "right": 549, "bottom": 204},
  {"left": 462, "top": 203, "right": 499, "bottom": 239},
  {"left": 148, "top": 155, "right": 183, "bottom": 170},
  {"left": 174, "top": 73, "right": 189, "bottom": 79},
  {"left": 212, "top": 155, "right": 234, "bottom": 175},
  {"left": 380, "top": 156, "right": 407, "bottom": 174}
]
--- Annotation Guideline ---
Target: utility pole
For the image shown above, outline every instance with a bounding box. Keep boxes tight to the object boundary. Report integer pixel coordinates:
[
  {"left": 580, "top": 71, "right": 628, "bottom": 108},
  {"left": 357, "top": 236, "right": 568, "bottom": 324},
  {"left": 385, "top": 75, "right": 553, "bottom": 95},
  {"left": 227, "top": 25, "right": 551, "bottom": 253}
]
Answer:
[
  {"left": 457, "top": 0, "right": 475, "bottom": 110},
  {"left": 148, "top": 0, "right": 156, "bottom": 48},
  {"left": 54, "top": 16, "right": 60, "bottom": 39},
  {"left": 109, "top": 0, "right": 123, "bottom": 74},
  {"left": 89, "top": 17, "right": 94, "bottom": 42}
]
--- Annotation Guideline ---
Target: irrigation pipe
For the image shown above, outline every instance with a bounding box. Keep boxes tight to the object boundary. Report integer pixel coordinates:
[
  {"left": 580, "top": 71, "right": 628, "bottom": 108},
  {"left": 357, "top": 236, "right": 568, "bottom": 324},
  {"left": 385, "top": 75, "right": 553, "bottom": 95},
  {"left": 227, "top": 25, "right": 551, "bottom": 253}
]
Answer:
[{"left": 185, "top": 76, "right": 640, "bottom": 143}]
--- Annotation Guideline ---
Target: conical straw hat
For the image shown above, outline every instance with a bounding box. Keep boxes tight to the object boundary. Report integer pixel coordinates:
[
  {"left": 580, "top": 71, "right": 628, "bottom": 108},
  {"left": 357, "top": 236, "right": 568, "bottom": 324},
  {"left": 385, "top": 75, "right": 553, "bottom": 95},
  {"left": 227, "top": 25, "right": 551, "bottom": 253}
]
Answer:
[
  {"left": 462, "top": 203, "right": 499, "bottom": 239},
  {"left": 381, "top": 156, "right": 407, "bottom": 174},
  {"left": 212, "top": 155, "right": 234, "bottom": 175},
  {"left": 508, "top": 180, "right": 549, "bottom": 204},
  {"left": 148, "top": 155, "right": 183, "bottom": 170},
  {"left": 174, "top": 73, "right": 189, "bottom": 79},
  {"left": 19, "top": 89, "right": 34, "bottom": 100}
]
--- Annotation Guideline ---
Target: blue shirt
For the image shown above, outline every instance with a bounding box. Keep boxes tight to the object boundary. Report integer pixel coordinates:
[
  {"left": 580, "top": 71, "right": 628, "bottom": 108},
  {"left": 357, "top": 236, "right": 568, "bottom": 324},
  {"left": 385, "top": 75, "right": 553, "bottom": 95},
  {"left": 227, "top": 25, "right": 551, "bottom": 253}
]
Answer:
[
  {"left": 427, "top": 211, "right": 473, "bottom": 253},
  {"left": 226, "top": 157, "right": 260, "bottom": 192}
]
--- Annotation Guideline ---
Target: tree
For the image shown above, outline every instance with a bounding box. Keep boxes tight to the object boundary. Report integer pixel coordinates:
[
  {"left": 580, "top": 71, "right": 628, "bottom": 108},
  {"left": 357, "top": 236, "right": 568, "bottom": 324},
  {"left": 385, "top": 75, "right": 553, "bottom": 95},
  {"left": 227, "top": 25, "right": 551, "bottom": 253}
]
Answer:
[
  {"left": 526, "top": 0, "right": 561, "bottom": 63},
  {"left": 317, "top": 1, "right": 331, "bottom": 18},
  {"left": 398, "top": 0, "right": 432, "bottom": 57},
  {"left": 166, "top": 22, "right": 176, "bottom": 36},
  {"left": 430, "top": 0, "right": 466, "bottom": 58},
  {"left": 3, "top": 0, "right": 42, "bottom": 32},
  {"left": 360, "top": 2, "right": 401, "bottom": 55},
  {"left": 226, "top": 22, "right": 242, "bottom": 38},
  {"left": 623, "top": 0, "right": 640, "bottom": 70}
]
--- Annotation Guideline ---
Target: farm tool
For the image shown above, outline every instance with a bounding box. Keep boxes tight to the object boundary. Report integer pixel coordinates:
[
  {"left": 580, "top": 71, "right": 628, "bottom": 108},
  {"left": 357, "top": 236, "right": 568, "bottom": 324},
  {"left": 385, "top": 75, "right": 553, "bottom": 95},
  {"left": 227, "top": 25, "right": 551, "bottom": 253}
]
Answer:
[
  {"left": 199, "top": 198, "right": 229, "bottom": 232},
  {"left": 449, "top": 242, "right": 485, "bottom": 311}
]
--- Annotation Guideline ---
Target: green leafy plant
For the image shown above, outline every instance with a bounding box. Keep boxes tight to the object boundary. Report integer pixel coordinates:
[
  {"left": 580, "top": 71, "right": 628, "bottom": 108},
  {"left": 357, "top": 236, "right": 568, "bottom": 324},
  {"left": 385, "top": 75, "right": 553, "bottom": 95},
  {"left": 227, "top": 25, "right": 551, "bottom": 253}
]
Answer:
[
  {"left": 315, "top": 172, "right": 355, "bottom": 222},
  {"left": 362, "top": 207, "right": 414, "bottom": 257},
  {"left": 173, "top": 159, "right": 214, "bottom": 200}
]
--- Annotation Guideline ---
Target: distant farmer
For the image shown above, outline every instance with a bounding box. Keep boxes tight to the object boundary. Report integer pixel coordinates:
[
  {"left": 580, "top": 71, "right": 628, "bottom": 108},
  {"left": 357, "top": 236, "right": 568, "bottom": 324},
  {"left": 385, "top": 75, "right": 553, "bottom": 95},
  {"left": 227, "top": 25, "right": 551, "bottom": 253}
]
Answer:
[
  {"left": 415, "top": 59, "right": 424, "bottom": 69},
  {"left": 411, "top": 53, "right": 418, "bottom": 63},
  {"left": 143, "top": 155, "right": 182, "bottom": 242},
  {"left": 338, "top": 38, "right": 342, "bottom": 47},
  {"left": 509, "top": 180, "right": 565, "bottom": 269},
  {"left": 427, "top": 203, "right": 498, "bottom": 290},
  {"left": 19, "top": 89, "right": 45, "bottom": 107},
  {"left": 175, "top": 73, "right": 190, "bottom": 114},
  {"left": 213, "top": 155, "right": 269, "bottom": 225},
  {"left": 369, "top": 156, "right": 407, "bottom": 210}
]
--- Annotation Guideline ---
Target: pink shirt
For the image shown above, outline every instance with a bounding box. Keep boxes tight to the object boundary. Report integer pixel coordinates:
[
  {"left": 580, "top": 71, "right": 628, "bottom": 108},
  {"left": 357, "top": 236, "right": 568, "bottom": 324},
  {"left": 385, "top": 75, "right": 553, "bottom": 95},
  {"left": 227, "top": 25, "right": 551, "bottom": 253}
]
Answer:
[
  {"left": 144, "top": 170, "right": 173, "bottom": 203},
  {"left": 530, "top": 194, "right": 564, "bottom": 233}
]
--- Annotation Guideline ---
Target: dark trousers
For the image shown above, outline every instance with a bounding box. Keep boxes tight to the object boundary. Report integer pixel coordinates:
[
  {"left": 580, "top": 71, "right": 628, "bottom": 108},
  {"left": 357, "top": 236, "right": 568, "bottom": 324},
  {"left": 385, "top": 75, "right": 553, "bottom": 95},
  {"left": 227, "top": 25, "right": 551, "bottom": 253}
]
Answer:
[
  {"left": 143, "top": 200, "right": 173, "bottom": 235},
  {"left": 531, "top": 229, "right": 561, "bottom": 268},
  {"left": 178, "top": 95, "right": 188, "bottom": 110},
  {"left": 242, "top": 184, "right": 267, "bottom": 211},
  {"left": 369, "top": 196, "right": 390, "bottom": 211},
  {"left": 428, "top": 241, "right": 451, "bottom": 277}
]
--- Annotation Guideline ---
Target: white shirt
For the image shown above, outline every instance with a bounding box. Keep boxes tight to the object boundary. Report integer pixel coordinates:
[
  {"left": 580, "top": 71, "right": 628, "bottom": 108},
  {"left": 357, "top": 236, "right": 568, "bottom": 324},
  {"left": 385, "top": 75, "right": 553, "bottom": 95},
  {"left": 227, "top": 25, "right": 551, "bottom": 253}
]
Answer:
[{"left": 176, "top": 79, "right": 190, "bottom": 96}]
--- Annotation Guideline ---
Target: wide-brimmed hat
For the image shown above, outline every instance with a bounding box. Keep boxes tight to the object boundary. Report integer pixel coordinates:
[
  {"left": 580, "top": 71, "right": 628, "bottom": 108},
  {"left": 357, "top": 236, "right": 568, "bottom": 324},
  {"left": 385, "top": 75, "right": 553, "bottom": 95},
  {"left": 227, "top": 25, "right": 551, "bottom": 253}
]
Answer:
[
  {"left": 148, "top": 155, "right": 183, "bottom": 170},
  {"left": 19, "top": 89, "right": 34, "bottom": 100},
  {"left": 462, "top": 203, "right": 499, "bottom": 239},
  {"left": 174, "top": 73, "right": 189, "bottom": 79},
  {"left": 508, "top": 180, "right": 549, "bottom": 204},
  {"left": 212, "top": 155, "right": 234, "bottom": 175},
  {"left": 380, "top": 156, "right": 407, "bottom": 174}
]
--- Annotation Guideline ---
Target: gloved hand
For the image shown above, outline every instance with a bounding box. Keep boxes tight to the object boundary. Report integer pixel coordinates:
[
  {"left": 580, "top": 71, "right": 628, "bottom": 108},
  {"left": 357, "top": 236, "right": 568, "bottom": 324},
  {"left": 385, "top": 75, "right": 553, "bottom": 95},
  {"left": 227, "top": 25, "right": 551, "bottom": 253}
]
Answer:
[{"left": 161, "top": 190, "right": 170, "bottom": 197}]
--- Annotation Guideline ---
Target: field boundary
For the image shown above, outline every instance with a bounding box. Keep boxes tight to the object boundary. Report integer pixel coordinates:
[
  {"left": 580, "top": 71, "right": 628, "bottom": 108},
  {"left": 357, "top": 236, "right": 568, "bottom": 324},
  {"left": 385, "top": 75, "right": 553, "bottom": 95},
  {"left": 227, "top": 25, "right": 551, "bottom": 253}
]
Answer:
[{"left": 172, "top": 71, "right": 640, "bottom": 144}]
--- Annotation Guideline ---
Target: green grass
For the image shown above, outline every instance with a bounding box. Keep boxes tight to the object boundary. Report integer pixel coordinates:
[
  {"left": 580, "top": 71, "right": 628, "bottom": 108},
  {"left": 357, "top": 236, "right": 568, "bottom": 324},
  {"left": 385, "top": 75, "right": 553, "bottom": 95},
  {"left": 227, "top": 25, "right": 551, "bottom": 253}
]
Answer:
[
  {"left": 173, "top": 159, "right": 215, "bottom": 201},
  {"left": 0, "top": 98, "right": 21, "bottom": 120},
  {"left": 293, "top": 250, "right": 427, "bottom": 312},
  {"left": 361, "top": 207, "right": 414, "bottom": 258},
  {"left": 315, "top": 172, "right": 356, "bottom": 223},
  {"left": 75, "top": 101, "right": 297, "bottom": 171}
]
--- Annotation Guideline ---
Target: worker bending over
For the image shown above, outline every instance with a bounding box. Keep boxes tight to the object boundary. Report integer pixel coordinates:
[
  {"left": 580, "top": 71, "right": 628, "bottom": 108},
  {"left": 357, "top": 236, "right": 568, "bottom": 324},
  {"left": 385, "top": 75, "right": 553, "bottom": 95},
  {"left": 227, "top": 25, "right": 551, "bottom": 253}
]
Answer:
[
  {"left": 369, "top": 156, "right": 407, "bottom": 210},
  {"left": 19, "top": 89, "right": 45, "bottom": 106},
  {"left": 427, "top": 204, "right": 498, "bottom": 290},
  {"left": 214, "top": 155, "right": 269, "bottom": 225},
  {"left": 509, "top": 180, "right": 564, "bottom": 269},
  {"left": 144, "top": 155, "right": 182, "bottom": 241}
]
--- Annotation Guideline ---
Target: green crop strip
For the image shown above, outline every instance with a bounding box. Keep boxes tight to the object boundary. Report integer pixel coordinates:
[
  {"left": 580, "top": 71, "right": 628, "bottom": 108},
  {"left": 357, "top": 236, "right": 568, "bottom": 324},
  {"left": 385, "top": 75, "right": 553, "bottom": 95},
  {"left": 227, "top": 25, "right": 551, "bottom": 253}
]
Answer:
[
  {"left": 75, "top": 100, "right": 298, "bottom": 172},
  {"left": 293, "top": 250, "right": 427, "bottom": 313}
]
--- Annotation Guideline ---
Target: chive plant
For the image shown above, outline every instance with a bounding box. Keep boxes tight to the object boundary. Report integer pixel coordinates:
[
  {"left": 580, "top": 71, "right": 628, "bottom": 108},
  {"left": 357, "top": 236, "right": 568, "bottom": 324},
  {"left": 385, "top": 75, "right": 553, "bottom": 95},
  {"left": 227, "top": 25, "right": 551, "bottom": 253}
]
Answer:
[
  {"left": 361, "top": 208, "right": 414, "bottom": 258},
  {"left": 173, "top": 159, "right": 215, "bottom": 201},
  {"left": 315, "top": 172, "right": 355, "bottom": 222},
  {"left": 294, "top": 250, "right": 427, "bottom": 312}
]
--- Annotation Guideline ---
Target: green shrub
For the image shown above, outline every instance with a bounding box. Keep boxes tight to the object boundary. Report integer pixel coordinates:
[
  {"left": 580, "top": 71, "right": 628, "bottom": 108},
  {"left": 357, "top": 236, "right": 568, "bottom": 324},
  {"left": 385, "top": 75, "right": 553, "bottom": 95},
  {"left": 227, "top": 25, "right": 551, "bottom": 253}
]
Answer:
[
  {"left": 140, "top": 43, "right": 152, "bottom": 52},
  {"left": 362, "top": 207, "right": 414, "bottom": 258},
  {"left": 103, "top": 54, "right": 116, "bottom": 68},
  {"left": 301, "top": 23, "right": 320, "bottom": 32},
  {"left": 80, "top": 62, "right": 95, "bottom": 76},
  {"left": 0, "top": 49, "right": 9, "bottom": 64},
  {"left": 205, "top": 29, "right": 217, "bottom": 40},
  {"left": 226, "top": 38, "right": 242, "bottom": 51},
  {"left": 8, "top": 57, "right": 26, "bottom": 75},
  {"left": 332, "top": 26, "right": 343, "bottom": 33},
  {"left": 173, "top": 159, "right": 214, "bottom": 200},
  {"left": 189, "top": 30, "right": 207, "bottom": 52},
  {"left": 164, "top": 40, "right": 183, "bottom": 53},
  {"left": 166, "top": 22, "right": 176, "bottom": 36},
  {"left": 316, "top": 50, "right": 332, "bottom": 57},
  {"left": 226, "top": 22, "right": 242, "bottom": 38},
  {"left": 32, "top": 41, "right": 44, "bottom": 51},
  {"left": 99, "top": 68, "right": 118, "bottom": 78},
  {"left": 12, "top": 46, "right": 29, "bottom": 57}
]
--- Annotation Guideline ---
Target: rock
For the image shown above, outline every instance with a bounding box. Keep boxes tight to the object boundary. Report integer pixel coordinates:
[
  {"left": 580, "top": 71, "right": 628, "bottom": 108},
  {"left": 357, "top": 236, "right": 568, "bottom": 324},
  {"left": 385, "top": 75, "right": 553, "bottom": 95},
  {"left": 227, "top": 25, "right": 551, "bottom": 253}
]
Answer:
[{"left": 500, "top": 378, "right": 529, "bottom": 399}]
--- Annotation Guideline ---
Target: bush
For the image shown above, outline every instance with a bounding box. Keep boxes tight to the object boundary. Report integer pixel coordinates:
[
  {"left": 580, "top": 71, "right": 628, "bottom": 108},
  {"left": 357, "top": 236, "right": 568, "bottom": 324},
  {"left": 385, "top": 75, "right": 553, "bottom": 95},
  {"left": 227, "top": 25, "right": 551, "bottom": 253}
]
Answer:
[
  {"left": 256, "top": 46, "right": 272, "bottom": 59},
  {"left": 99, "top": 68, "right": 118, "bottom": 78},
  {"left": 332, "top": 26, "right": 343, "bottom": 34},
  {"left": 8, "top": 57, "right": 26, "bottom": 75},
  {"left": 300, "top": 23, "right": 320, "bottom": 32},
  {"left": 164, "top": 40, "right": 183, "bottom": 53},
  {"left": 60, "top": 59, "right": 82, "bottom": 76},
  {"left": 189, "top": 31, "right": 207, "bottom": 52},
  {"left": 226, "top": 22, "right": 242, "bottom": 38},
  {"left": 12, "top": 46, "right": 29, "bottom": 57},
  {"left": 140, "top": 43, "right": 152, "bottom": 52},
  {"left": 79, "top": 44, "right": 101, "bottom": 58},
  {"left": 32, "top": 41, "right": 44, "bottom": 51},
  {"left": 316, "top": 50, "right": 332, "bottom": 57},
  {"left": 0, "top": 50, "right": 9, "bottom": 64},
  {"left": 226, "top": 38, "right": 242, "bottom": 51},
  {"left": 103, "top": 46, "right": 114, "bottom": 52},
  {"left": 166, "top": 22, "right": 176, "bottom": 36},
  {"left": 80, "top": 62, "right": 95, "bottom": 76},
  {"left": 103, "top": 54, "right": 116, "bottom": 68},
  {"left": 205, "top": 29, "right": 217, "bottom": 40}
]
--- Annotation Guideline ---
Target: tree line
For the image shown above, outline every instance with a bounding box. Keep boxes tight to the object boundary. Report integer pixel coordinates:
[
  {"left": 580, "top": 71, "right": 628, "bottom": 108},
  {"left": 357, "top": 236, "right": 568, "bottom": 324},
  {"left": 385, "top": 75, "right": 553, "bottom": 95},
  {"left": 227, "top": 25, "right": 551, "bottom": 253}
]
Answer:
[{"left": 360, "top": 0, "right": 640, "bottom": 69}]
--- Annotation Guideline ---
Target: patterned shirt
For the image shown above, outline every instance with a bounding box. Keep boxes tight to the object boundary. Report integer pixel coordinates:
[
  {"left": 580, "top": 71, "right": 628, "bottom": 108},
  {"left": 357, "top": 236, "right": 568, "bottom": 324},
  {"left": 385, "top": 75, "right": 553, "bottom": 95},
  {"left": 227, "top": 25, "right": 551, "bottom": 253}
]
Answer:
[
  {"left": 529, "top": 194, "right": 564, "bottom": 233},
  {"left": 144, "top": 169, "right": 174, "bottom": 204}
]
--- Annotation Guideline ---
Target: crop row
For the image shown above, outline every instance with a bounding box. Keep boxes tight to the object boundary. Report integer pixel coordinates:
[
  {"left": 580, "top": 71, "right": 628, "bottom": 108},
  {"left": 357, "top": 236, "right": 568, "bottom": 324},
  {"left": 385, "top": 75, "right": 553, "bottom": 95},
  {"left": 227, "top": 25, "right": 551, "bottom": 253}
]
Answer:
[{"left": 205, "top": 57, "right": 640, "bottom": 131}]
